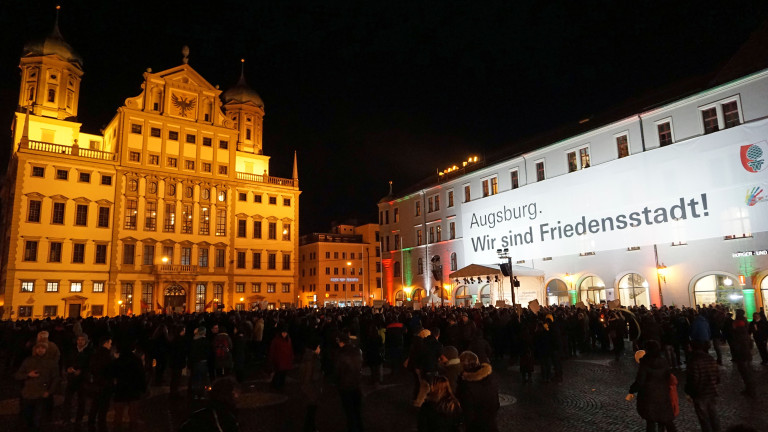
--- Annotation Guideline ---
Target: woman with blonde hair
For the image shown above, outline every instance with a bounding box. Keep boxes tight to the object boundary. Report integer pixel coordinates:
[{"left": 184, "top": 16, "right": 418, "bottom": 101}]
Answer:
[{"left": 417, "top": 375, "right": 462, "bottom": 432}]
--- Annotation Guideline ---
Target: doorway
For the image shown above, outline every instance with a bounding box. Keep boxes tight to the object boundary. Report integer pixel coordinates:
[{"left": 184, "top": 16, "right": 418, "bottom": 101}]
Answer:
[
  {"left": 68, "top": 303, "right": 81, "bottom": 318},
  {"left": 164, "top": 285, "right": 187, "bottom": 314}
]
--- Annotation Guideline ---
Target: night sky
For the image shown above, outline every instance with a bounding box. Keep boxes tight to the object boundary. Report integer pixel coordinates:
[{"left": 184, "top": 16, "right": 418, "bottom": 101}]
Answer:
[{"left": 1, "top": 1, "right": 767, "bottom": 234}]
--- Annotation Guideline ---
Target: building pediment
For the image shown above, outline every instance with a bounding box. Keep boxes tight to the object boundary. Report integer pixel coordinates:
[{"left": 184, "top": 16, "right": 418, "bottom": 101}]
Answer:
[{"left": 156, "top": 65, "right": 219, "bottom": 94}]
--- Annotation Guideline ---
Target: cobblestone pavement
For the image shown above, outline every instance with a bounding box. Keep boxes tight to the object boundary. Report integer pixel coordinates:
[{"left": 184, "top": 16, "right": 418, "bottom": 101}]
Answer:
[{"left": 1, "top": 347, "right": 767, "bottom": 432}]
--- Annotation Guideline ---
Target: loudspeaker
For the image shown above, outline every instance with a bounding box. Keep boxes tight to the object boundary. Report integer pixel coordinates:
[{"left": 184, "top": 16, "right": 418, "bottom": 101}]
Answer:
[{"left": 499, "top": 263, "right": 511, "bottom": 276}]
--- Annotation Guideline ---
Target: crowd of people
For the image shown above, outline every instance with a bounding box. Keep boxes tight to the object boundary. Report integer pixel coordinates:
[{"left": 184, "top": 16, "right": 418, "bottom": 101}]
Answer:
[{"left": 0, "top": 302, "right": 766, "bottom": 432}]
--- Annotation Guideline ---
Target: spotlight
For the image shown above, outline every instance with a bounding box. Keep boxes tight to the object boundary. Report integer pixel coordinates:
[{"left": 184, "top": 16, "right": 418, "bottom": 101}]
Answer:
[
  {"left": 463, "top": 278, "right": 469, "bottom": 284},
  {"left": 454, "top": 279, "right": 460, "bottom": 284},
  {"left": 494, "top": 275, "right": 499, "bottom": 282},
  {"left": 470, "top": 277, "right": 475, "bottom": 284},
  {"left": 486, "top": 276, "right": 491, "bottom": 283}
]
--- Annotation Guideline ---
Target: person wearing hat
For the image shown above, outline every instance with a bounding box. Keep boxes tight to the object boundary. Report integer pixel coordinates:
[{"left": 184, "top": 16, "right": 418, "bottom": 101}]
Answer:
[
  {"left": 456, "top": 351, "right": 499, "bottom": 432},
  {"left": 438, "top": 346, "right": 462, "bottom": 394}
]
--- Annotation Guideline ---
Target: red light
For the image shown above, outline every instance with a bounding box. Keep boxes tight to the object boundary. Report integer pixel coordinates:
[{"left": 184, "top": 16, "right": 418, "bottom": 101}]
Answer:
[{"left": 739, "top": 275, "right": 746, "bottom": 285}]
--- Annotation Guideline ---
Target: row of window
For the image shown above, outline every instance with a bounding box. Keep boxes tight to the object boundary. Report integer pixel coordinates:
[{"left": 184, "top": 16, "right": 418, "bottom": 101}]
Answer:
[
  {"left": 27, "top": 200, "right": 110, "bottom": 227},
  {"left": 17, "top": 304, "right": 104, "bottom": 318},
  {"left": 237, "top": 192, "right": 290, "bottom": 206},
  {"left": 30, "top": 165, "right": 112, "bottom": 185},
  {"left": 124, "top": 180, "right": 290, "bottom": 206},
  {"left": 131, "top": 123, "right": 230, "bottom": 148},
  {"left": 127, "top": 151, "right": 230, "bottom": 175},
  {"left": 21, "top": 280, "right": 104, "bottom": 293}
]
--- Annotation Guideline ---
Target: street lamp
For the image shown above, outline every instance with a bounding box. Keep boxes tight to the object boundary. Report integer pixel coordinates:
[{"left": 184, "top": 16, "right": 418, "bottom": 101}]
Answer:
[
  {"left": 656, "top": 263, "right": 667, "bottom": 305},
  {"left": 430, "top": 255, "right": 443, "bottom": 306},
  {"left": 346, "top": 261, "right": 352, "bottom": 307},
  {"left": 496, "top": 248, "right": 516, "bottom": 306}
]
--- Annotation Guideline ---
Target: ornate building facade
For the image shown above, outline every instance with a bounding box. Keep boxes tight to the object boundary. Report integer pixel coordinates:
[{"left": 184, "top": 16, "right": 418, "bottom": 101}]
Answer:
[{"left": 0, "top": 17, "right": 300, "bottom": 319}]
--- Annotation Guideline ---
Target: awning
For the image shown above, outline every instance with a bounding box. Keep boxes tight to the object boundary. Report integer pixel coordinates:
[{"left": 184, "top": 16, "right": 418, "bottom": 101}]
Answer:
[{"left": 449, "top": 263, "right": 545, "bottom": 279}]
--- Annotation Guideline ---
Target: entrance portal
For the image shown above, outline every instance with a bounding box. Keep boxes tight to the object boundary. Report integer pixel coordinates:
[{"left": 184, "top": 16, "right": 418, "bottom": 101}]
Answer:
[
  {"left": 68, "top": 303, "right": 81, "bottom": 318},
  {"left": 164, "top": 285, "right": 187, "bottom": 314}
]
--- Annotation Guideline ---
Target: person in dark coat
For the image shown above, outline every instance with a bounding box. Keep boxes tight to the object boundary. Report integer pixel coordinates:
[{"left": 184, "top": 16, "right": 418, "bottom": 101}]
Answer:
[
  {"left": 267, "top": 327, "right": 294, "bottom": 390},
  {"left": 113, "top": 342, "right": 147, "bottom": 430},
  {"left": 627, "top": 341, "right": 678, "bottom": 432},
  {"left": 15, "top": 343, "right": 60, "bottom": 432},
  {"left": 300, "top": 338, "right": 323, "bottom": 432},
  {"left": 749, "top": 310, "right": 768, "bottom": 365},
  {"left": 363, "top": 324, "right": 384, "bottom": 385},
  {"left": 86, "top": 336, "right": 114, "bottom": 432},
  {"left": 417, "top": 375, "right": 462, "bottom": 432},
  {"left": 685, "top": 341, "right": 720, "bottom": 432},
  {"left": 456, "top": 351, "right": 499, "bottom": 432},
  {"left": 168, "top": 325, "right": 188, "bottom": 399},
  {"left": 336, "top": 331, "right": 364, "bottom": 432},
  {"left": 179, "top": 378, "right": 240, "bottom": 432},
  {"left": 466, "top": 328, "right": 493, "bottom": 364},
  {"left": 188, "top": 326, "right": 210, "bottom": 399},
  {"left": 62, "top": 334, "right": 91, "bottom": 426},
  {"left": 414, "top": 327, "right": 442, "bottom": 407},
  {"left": 438, "top": 346, "right": 462, "bottom": 394},
  {"left": 731, "top": 309, "right": 755, "bottom": 397}
]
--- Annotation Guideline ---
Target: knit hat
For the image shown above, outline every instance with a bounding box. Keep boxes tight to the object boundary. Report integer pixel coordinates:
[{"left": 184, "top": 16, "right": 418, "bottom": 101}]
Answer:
[
  {"left": 634, "top": 350, "right": 646, "bottom": 364},
  {"left": 442, "top": 346, "right": 459, "bottom": 360},
  {"left": 197, "top": 326, "right": 207, "bottom": 336},
  {"left": 417, "top": 328, "right": 431, "bottom": 338}
]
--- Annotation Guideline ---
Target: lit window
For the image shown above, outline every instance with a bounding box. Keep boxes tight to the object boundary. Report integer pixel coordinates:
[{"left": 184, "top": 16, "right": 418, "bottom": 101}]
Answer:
[
  {"left": 535, "top": 161, "right": 545, "bottom": 181},
  {"left": 616, "top": 135, "right": 629, "bottom": 158},
  {"left": 658, "top": 121, "right": 673, "bottom": 147}
]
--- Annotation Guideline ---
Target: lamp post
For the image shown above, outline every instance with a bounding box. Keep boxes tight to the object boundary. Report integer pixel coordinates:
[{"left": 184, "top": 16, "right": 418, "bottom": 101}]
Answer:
[
  {"left": 346, "top": 261, "right": 352, "bottom": 307},
  {"left": 656, "top": 263, "right": 667, "bottom": 306},
  {"left": 496, "top": 248, "right": 515, "bottom": 306},
  {"left": 430, "top": 255, "right": 443, "bottom": 306}
]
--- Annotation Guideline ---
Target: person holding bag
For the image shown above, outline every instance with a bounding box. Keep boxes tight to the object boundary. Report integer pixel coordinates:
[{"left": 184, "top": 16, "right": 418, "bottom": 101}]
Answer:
[{"left": 626, "top": 340, "right": 678, "bottom": 432}]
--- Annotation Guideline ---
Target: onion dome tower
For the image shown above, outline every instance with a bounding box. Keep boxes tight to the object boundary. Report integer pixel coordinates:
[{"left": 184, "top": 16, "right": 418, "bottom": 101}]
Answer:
[{"left": 222, "top": 59, "right": 265, "bottom": 154}]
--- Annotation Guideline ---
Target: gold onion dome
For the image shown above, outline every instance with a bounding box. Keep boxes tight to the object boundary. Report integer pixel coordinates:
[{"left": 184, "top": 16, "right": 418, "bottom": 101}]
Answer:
[
  {"left": 222, "top": 60, "right": 264, "bottom": 107},
  {"left": 23, "top": 7, "right": 82, "bottom": 67}
]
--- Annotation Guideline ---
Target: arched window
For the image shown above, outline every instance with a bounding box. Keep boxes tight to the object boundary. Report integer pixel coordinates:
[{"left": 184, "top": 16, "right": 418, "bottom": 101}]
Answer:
[
  {"left": 546, "top": 279, "right": 569, "bottom": 306},
  {"left": 693, "top": 274, "right": 741, "bottom": 310},
  {"left": 761, "top": 276, "right": 768, "bottom": 311},
  {"left": 394, "top": 261, "right": 401, "bottom": 277},
  {"left": 579, "top": 275, "right": 605, "bottom": 305},
  {"left": 618, "top": 273, "right": 649, "bottom": 307},
  {"left": 450, "top": 252, "right": 457, "bottom": 271},
  {"left": 417, "top": 258, "right": 423, "bottom": 275}
]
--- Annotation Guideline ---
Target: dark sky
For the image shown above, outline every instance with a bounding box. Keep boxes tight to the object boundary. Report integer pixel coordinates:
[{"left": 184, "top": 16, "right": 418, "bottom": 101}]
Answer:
[{"left": 2, "top": 0, "right": 767, "bottom": 234}]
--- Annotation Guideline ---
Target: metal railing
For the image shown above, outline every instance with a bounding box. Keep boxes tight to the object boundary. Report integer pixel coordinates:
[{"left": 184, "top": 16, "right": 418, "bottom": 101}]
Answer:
[
  {"left": 155, "top": 264, "right": 199, "bottom": 274},
  {"left": 236, "top": 171, "right": 295, "bottom": 187}
]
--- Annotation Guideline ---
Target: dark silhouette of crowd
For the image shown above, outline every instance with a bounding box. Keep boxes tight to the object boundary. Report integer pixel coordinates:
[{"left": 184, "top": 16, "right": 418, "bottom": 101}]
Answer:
[{"left": 1, "top": 302, "right": 765, "bottom": 432}]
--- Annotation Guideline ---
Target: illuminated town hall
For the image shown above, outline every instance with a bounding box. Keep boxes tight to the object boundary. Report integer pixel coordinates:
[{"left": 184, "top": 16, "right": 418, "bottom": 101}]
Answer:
[{"left": 0, "top": 16, "right": 301, "bottom": 319}]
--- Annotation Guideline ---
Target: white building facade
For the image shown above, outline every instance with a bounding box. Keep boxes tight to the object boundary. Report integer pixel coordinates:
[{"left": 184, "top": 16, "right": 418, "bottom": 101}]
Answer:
[{"left": 378, "top": 68, "right": 768, "bottom": 317}]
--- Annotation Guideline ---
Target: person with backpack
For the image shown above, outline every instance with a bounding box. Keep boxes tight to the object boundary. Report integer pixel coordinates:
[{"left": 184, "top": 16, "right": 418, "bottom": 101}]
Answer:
[{"left": 212, "top": 325, "right": 234, "bottom": 378}]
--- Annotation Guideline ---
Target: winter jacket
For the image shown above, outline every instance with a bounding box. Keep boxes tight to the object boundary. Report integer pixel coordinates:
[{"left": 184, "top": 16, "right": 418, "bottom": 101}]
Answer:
[
  {"left": 628, "top": 354, "right": 675, "bottom": 423},
  {"left": 113, "top": 351, "right": 147, "bottom": 402},
  {"left": 417, "top": 399, "right": 462, "bottom": 432},
  {"left": 14, "top": 354, "right": 60, "bottom": 399},
  {"left": 684, "top": 350, "right": 719, "bottom": 399},
  {"left": 456, "top": 363, "right": 499, "bottom": 432},
  {"left": 689, "top": 314, "right": 711, "bottom": 343},
  {"left": 335, "top": 343, "right": 362, "bottom": 391},
  {"left": 299, "top": 348, "right": 322, "bottom": 403},
  {"left": 731, "top": 318, "right": 753, "bottom": 361},
  {"left": 268, "top": 335, "right": 294, "bottom": 372},
  {"left": 438, "top": 359, "right": 463, "bottom": 394}
]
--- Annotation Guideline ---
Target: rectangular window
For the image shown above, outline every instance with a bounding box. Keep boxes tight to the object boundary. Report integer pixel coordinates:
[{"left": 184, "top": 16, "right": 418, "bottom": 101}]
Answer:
[
  {"left": 253, "top": 220, "right": 262, "bottom": 239},
  {"left": 428, "top": 197, "right": 433, "bottom": 213},
  {"left": 198, "top": 248, "right": 208, "bottom": 267},
  {"left": 510, "top": 170, "right": 519, "bottom": 189},
  {"left": 429, "top": 226, "right": 435, "bottom": 243},
  {"left": 282, "top": 224, "right": 291, "bottom": 241},
  {"left": 536, "top": 161, "right": 545, "bottom": 181},
  {"left": 447, "top": 191, "right": 454, "bottom": 207},
  {"left": 269, "top": 196, "right": 277, "bottom": 205},
  {"left": 195, "top": 284, "right": 206, "bottom": 312},
  {"left": 723, "top": 101, "right": 740, "bottom": 128},
  {"left": 268, "top": 222, "right": 277, "bottom": 240},
  {"left": 436, "top": 225, "right": 442, "bottom": 242},
  {"left": 252, "top": 252, "right": 261, "bottom": 269},
  {"left": 43, "top": 306, "right": 57, "bottom": 317},
  {"left": 120, "top": 283, "right": 133, "bottom": 312},
  {"left": 416, "top": 230, "right": 423, "bottom": 246},
  {"left": 464, "top": 185, "right": 471, "bottom": 202},
  {"left": 129, "top": 151, "right": 141, "bottom": 162},
  {"left": 282, "top": 283, "right": 290, "bottom": 293},
  {"left": 142, "top": 244, "right": 154, "bottom": 266},
  {"left": 18, "top": 306, "right": 33, "bottom": 318},
  {"left": 163, "top": 246, "right": 174, "bottom": 263},
  {"left": 21, "top": 281, "right": 34, "bottom": 292},
  {"left": 28, "top": 200, "right": 41, "bottom": 222},
  {"left": 283, "top": 198, "right": 291, "bottom": 206},
  {"left": 75, "top": 204, "right": 88, "bottom": 226},
  {"left": 449, "top": 221, "right": 456, "bottom": 239},
  {"left": 24, "top": 241, "right": 38, "bottom": 261},
  {"left": 141, "top": 283, "right": 153, "bottom": 313},
  {"left": 236, "top": 282, "right": 245, "bottom": 293},
  {"left": 185, "top": 160, "right": 195, "bottom": 170},
  {"left": 52, "top": 202, "right": 65, "bottom": 224},
  {"left": 268, "top": 253, "right": 277, "bottom": 270},
  {"left": 236, "top": 251, "right": 246, "bottom": 268},
  {"left": 70, "top": 282, "right": 82, "bottom": 293},
  {"left": 702, "top": 107, "right": 719, "bottom": 134},
  {"left": 394, "top": 207, "right": 400, "bottom": 222},
  {"left": 72, "top": 243, "right": 85, "bottom": 263},
  {"left": 482, "top": 179, "right": 490, "bottom": 197},
  {"left": 79, "top": 172, "right": 91, "bottom": 183},
  {"left": 238, "top": 192, "right": 247, "bottom": 201},
  {"left": 567, "top": 151, "right": 578, "bottom": 172},
  {"left": 123, "top": 244, "right": 135, "bottom": 265},
  {"left": 617, "top": 135, "right": 630, "bottom": 158},
  {"left": 131, "top": 124, "right": 142, "bottom": 134},
  {"left": 93, "top": 282, "right": 105, "bottom": 293},
  {"left": 150, "top": 127, "right": 161, "bottom": 137},
  {"left": 203, "top": 137, "right": 212, "bottom": 146},
  {"left": 267, "top": 283, "right": 276, "bottom": 293},
  {"left": 186, "top": 134, "right": 196, "bottom": 144},
  {"left": 181, "top": 247, "right": 192, "bottom": 266},
  {"left": 254, "top": 194, "right": 262, "bottom": 203},
  {"left": 144, "top": 201, "right": 157, "bottom": 231},
  {"left": 95, "top": 244, "right": 107, "bottom": 264},
  {"left": 181, "top": 204, "right": 193, "bottom": 234},
  {"left": 252, "top": 283, "right": 261, "bottom": 293},
  {"left": 579, "top": 147, "right": 590, "bottom": 168},
  {"left": 219, "top": 140, "right": 229, "bottom": 149},
  {"left": 125, "top": 199, "right": 137, "bottom": 229},
  {"left": 199, "top": 206, "right": 210, "bottom": 235},
  {"left": 149, "top": 155, "right": 160, "bottom": 165},
  {"left": 97, "top": 207, "right": 110, "bottom": 227},
  {"left": 215, "top": 249, "right": 225, "bottom": 268},
  {"left": 218, "top": 165, "right": 228, "bottom": 175},
  {"left": 202, "top": 162, "right": 212, "bottom": 172},
  {"left": 46, "top": 281, "right": 59, "bottom": 292},
  {"left": 237, "top": 219, "right": 247, "bottom": 237},
  {"left": 658, "top": 121, "right": 673, "bottom": 147},
  {"left": 216, "top": 209, "right": 226, "bottom": 236},
  {"left": 164, "top": 203, "right": 176, "bottom": 232},
  {"left": 101, "top": 175, "right": 112, "bottom": 185},
  {"left": 435, "top": 195, "right": 441, "bottom": 210},
  {"left": 49, "top": 242, "right": 62, "bottom": 262},
  {"left": 167, "top": 157, "right": 177, "bottom": 167},
  {"left": 56, "top": 169, "right": 69, "bottom": 180},
  {"left": 282, "top": 253, "right": 291, "bottom": 270},
  {"left": 168, "top": 130, "right": 179, "bottom": 140},
  {"left": 32, "top": 166, "right": 45, "bottom": 177},
  {"left": 415, "top": 200, "right": 421, "bottom": 216}
]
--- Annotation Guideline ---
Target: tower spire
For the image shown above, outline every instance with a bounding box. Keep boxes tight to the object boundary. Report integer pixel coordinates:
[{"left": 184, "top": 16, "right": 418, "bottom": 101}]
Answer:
[
  {"left": 52, "top": 5, "right": 62, "bottom": 38},
  {"left": 292, "top": 151, "right": 299, "bottom": 182},
  {"left": 238, "top": 58, "right": 247, "bottom": 85}
]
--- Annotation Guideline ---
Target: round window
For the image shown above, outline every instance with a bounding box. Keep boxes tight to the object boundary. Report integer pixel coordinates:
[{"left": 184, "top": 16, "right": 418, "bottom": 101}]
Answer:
[
  {"left": 185, "top": 187, "right": 193, "bottom": 198},
  {"left": 148, "top": 182, "right": 157, "bottom": 194},
  {"left": 202, "top": 188, "right": 210, "bottom": 200},
  {"left": 129, "top": 179, "right": 138, "bottom": 191}
]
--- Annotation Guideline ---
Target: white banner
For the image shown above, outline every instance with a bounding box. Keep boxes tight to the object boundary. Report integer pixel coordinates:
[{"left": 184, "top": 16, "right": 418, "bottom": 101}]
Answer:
[{"left": 462, "top": 119, "right": 768, "bottom": 263}]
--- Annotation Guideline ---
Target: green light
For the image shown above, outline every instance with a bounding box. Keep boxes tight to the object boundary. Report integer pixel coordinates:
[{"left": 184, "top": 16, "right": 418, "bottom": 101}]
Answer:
[
  {"left": 568, "top": 290, "right": 577, "bottom": 305},
  {"left": 743, "top": 288, "right": 756, "bottom": 322}
]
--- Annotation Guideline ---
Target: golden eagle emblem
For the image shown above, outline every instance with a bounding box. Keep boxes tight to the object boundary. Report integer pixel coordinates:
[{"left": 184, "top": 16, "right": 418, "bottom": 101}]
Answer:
[{"left": 171, "top": 93, "right": 196, "bottom": 117}]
